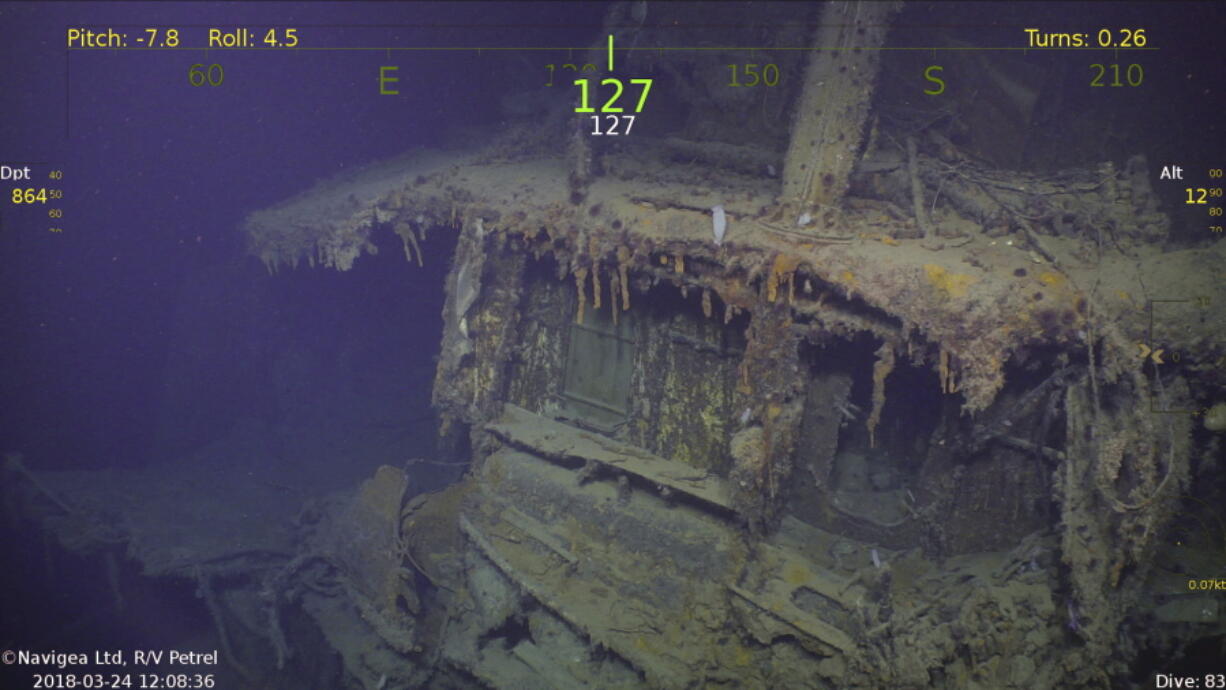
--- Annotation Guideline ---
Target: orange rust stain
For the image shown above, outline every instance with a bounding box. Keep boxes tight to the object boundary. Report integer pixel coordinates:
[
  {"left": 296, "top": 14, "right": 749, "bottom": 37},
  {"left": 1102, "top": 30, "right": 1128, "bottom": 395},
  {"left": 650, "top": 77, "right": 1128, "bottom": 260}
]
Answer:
[
  {"left": 768, "top": 254, "right": 803, "bottom": 303},
  {"left": 924, "top": 264, "right": 976, "bottom": 299},
  {"left": 1038, "top": 271, "right": 1065, "bottom": 287}
]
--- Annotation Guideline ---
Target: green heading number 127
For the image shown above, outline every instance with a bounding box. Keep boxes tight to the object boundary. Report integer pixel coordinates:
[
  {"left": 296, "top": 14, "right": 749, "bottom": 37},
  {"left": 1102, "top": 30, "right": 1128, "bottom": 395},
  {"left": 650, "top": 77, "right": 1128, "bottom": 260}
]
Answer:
[{"left": 573, "top": 78, "right": 653, "bottom": 113}]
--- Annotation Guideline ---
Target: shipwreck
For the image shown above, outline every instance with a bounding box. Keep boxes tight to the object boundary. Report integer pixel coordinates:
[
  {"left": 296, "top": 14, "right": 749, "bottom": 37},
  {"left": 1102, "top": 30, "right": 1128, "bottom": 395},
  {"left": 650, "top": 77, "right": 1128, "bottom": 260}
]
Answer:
[{"left": 6, "top": 2, "right": 1225, "bottom": 688}]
